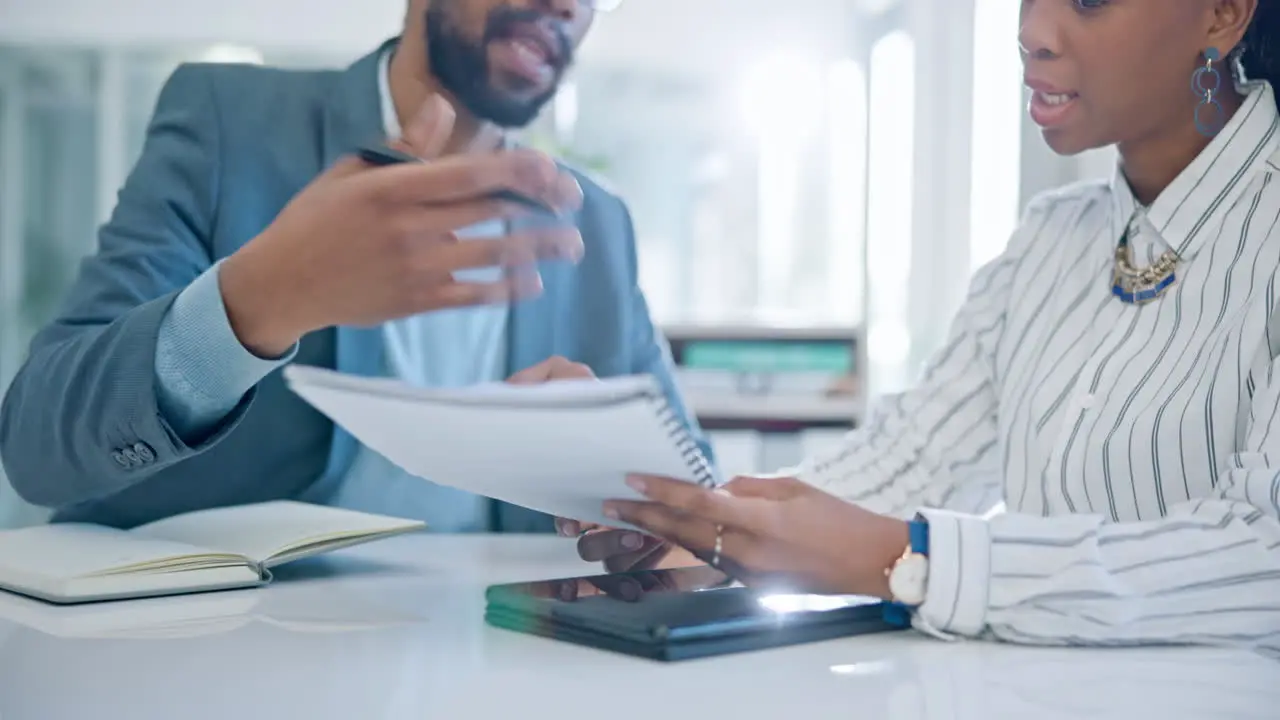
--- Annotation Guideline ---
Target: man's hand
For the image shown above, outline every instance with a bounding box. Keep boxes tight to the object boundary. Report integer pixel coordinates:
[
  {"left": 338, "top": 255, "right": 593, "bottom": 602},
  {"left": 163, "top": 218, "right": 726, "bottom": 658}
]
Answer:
[
  {"left": 219, "top": 94, "right": 585, "bottom": 357},
  {"left": 519, "top": 563, "right": 730, "bottom": 603},
  {"left": 554, "top": 519, "right": 702, "bottom": 573},
  {"left": 506, "top": 355, "right": 594, "bottom": 384}
]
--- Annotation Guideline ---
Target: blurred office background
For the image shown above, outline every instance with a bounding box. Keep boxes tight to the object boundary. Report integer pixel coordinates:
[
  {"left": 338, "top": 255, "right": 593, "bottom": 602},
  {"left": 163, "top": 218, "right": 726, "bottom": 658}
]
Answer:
[{"left": 0, "top": 0, "right": 1115, "bottom": 527}]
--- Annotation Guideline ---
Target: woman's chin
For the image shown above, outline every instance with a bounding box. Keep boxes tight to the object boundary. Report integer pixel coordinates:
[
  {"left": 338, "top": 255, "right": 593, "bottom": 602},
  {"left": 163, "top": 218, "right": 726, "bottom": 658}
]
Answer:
[{"left": 1040, "top": 127, "right": 1096, "bottom": 157}]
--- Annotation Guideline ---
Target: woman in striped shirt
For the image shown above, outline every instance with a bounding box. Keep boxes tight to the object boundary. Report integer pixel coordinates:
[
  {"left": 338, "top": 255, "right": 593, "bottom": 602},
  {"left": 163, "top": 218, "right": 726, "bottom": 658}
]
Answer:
[{"left": 569, "top": 0, "right": 1280, "bottom": 654}]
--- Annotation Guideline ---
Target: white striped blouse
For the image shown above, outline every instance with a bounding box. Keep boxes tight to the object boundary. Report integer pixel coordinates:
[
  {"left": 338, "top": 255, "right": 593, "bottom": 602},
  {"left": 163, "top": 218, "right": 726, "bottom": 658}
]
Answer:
[{"left": 798, "top": 80, "right": 1280, "bottom": 654}]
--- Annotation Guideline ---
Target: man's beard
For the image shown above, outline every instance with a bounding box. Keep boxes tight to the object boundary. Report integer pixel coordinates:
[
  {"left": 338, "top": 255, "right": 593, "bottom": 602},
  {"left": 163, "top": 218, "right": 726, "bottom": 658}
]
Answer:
[{"left": 425, "top": 1, "right": 572, "bottom": 128}]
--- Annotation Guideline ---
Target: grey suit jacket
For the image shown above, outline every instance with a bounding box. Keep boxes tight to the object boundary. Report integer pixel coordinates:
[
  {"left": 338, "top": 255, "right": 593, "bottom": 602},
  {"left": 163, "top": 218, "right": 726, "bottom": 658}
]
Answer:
[{"left": 0, "top": 40, "right": 708, "bottom": 530}]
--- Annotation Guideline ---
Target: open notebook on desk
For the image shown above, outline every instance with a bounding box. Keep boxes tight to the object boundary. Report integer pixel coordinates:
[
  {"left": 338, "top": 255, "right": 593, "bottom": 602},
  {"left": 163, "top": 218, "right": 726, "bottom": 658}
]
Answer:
[
  {"left": 283, "top": 365, "right": 722, "bottom": 529},
  {"left": 0, "top": 501, "right": 424, "bottom": 604},
  {"left": 0, "top": 582, "right": 422, "bottom": 639}
]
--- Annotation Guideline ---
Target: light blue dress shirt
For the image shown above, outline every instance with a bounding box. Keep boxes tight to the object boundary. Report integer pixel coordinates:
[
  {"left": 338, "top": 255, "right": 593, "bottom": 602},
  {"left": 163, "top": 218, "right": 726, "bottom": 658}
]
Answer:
[{"left": 153, "top": 48, "right": 508, "bottom": 531}]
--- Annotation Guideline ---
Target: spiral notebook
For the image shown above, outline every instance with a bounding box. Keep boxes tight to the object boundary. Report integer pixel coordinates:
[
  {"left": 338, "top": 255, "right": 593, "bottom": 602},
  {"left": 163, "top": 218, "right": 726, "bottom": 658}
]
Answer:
[{"left": 283, "top": 366, "right": 719, "bottom": 528}]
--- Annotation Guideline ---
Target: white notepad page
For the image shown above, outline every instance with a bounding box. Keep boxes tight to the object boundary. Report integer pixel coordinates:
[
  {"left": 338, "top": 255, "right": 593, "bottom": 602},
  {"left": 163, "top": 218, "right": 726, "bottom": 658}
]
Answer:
[
  {"left": 132, "top": 501, "right": 424, "bottom": 566},
  {"left": 0, "top": 524, "right": 256, "bottom": 602},
  {"left": 284, "top": 366, "right": 714, "bottom": 528},
  {"left": 0, "top": 525, "right": 230, "bottom": 580}
]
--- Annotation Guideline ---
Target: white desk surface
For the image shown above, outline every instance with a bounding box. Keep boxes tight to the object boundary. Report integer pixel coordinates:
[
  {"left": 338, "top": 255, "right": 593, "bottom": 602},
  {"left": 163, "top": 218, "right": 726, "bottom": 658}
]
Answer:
[{"left": 0, "top": 535, "right": 1274, "bottom": 720}]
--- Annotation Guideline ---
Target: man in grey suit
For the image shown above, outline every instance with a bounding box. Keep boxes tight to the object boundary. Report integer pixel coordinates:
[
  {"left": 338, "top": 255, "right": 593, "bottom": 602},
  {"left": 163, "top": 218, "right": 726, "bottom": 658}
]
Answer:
[{"left": 0, "top": 0, "right": 707, "bottom": 534}]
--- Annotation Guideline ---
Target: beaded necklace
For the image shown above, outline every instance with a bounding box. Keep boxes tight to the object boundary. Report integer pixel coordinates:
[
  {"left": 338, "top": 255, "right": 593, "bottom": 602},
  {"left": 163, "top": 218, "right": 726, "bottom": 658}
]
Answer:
[{"left": 1110, "top": 213, "right": 1180, "bottom": 305}]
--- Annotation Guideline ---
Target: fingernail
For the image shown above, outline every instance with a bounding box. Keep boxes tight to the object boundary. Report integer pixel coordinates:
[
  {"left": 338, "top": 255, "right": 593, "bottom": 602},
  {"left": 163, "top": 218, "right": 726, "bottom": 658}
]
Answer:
[
  {"left": 416, "top": 96, "right": 442, "bottom": 124},
  {"left": 562, "top": 235, "right": 585, "bottom": 262},
  {"left": 603, "top": 503, "right": 619, "bottom": 520},
  {"left": 557, "top": 582, "right": 577, "bottom": 602},
  {"left": 559, "top": 176, "right": 585, "bottom": 210},
  {"left": 427, "top": 93, "right": 454, "bottom": 118},
  {"left": 618, "top": 579, "right": 642, "bottom": 602},
  {"left": 513, "top": 271, "right": 543, "bottom": 296},
  {"left": 621, "top": 533, "right": 643, "bottom": 550},
  {"left": 558, "top": 520, "right": 579, "bottom": 537},
  {"left": 625, "top": 476, "right": 647, "bottom": 494}
]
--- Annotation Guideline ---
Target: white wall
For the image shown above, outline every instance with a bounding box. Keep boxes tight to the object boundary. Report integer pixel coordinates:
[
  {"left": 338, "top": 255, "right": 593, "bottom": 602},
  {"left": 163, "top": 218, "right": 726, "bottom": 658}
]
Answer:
[
  {"left": 1076, "top": 145, "right": 1119, "bottom": 184},
  {"left": 0, "top": 0, "right": 861, "bottom": 77},
  {"left": 905, "top": 0, "right": 977, "bottom": 365},
  {"left": 0, "top": 0, "right": 402, "bottom": 56}
]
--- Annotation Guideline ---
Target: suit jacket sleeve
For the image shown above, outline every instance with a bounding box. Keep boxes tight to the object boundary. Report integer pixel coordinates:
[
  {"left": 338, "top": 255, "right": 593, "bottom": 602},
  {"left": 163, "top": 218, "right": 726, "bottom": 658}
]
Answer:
[
  {"left": 154, "top": 261, "right": 295, "bottom": 442},
  {"left": 0, "top": 64, "right": 260, "bottom": 510},
  {"left": 614, "top": 202, "right": 717, "bottom": 472}
]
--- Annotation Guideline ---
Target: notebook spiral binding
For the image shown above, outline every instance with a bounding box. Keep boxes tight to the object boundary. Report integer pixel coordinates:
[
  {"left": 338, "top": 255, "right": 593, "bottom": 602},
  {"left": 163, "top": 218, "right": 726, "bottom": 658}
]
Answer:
[{"left": 646, "top": 391, "right": 720, "bottom": 489}]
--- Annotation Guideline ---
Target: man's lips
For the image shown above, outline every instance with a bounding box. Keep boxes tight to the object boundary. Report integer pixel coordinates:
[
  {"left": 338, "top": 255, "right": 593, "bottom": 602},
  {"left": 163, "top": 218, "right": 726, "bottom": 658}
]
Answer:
[
  {"left": 492, "top": 39, "right": 554, "bottom": 85},
  {"left": 501, "top": 22, "right": 562, "bottom": 69}
]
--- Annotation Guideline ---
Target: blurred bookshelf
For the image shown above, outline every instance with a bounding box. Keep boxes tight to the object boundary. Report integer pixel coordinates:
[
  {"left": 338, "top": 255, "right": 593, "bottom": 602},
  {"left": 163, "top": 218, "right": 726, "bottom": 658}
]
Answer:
[{"left": 663, "top": 323, "right": 863, "bottom": 477}]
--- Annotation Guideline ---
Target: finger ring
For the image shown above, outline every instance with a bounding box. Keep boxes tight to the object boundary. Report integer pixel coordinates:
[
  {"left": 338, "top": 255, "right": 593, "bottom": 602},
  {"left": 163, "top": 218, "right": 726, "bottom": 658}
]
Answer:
[{"left": 712, "top": 524, "right": 724, "bottom": 568}]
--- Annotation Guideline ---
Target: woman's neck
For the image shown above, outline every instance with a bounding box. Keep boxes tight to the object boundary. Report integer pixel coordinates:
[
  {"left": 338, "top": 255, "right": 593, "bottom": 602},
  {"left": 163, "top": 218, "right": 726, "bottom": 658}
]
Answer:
[{"left": 1116, "top": 87, "right": 1246, "bottom": 206}]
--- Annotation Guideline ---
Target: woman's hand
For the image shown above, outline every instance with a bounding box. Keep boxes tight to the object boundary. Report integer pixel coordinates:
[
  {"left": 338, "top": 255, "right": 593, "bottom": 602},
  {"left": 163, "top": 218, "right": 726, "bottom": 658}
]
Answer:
[{"left": 602, "top": 474, "right": 911, "bottom": 598}]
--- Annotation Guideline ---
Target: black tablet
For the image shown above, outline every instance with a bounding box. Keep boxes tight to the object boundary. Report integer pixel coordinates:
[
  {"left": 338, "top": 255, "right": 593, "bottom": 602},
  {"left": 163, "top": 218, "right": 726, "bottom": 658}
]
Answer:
[{"left": 484, "top": 565, "right": 904, "bottom": 662}]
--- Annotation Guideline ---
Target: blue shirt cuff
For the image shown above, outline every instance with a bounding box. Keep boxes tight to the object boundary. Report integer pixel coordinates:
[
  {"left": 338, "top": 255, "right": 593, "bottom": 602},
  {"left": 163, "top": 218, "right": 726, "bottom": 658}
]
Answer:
[{"left": 154, "top": 261, "right": 298, "bottom": 440}]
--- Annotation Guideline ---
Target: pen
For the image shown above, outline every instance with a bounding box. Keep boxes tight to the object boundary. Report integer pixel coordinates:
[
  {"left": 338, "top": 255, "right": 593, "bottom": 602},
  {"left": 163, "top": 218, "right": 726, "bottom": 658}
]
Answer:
[{"left": 356, "top": 143, "right": 562, "bottom": 217}]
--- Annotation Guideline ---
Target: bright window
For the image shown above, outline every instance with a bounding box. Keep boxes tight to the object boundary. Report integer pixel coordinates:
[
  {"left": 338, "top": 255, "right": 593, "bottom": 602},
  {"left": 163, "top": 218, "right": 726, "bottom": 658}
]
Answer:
[
  {"left": 969, "top": 0, "right": 1024, "bottom": 272},
  {"left": 826, "top": 59, "right": 868, "bottom": 326},
  {"left": 866, "top": 30, "right": 916, "bottom": 394}
]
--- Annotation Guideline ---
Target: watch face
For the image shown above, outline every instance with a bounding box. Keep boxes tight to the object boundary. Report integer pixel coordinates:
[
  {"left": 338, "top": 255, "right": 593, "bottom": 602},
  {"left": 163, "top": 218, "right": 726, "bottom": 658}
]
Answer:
[{"left": 889, "top": 554, "right": 928, "bottom": 606}]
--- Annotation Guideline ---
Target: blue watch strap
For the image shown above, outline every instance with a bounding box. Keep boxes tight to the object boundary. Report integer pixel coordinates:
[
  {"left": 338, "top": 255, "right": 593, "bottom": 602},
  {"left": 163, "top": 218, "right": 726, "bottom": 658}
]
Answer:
[
  {"left": 882, "top": 519, "right": 930, "bottom": 627},
  {"left": 909, "top": 517, "right": 930, "bottom": 557}
]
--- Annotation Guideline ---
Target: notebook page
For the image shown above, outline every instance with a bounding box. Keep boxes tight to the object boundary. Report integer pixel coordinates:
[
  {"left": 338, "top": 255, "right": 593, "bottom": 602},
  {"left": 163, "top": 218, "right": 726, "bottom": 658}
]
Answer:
[
  {"left": 285, "top": 371, "right": 709, "bottom": 529},
  {"left": 131, "top": 501, "right": 425, "bottom": 565},
  {"left": 0, "top": 524, "right": 233, "bottom": 580}
]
